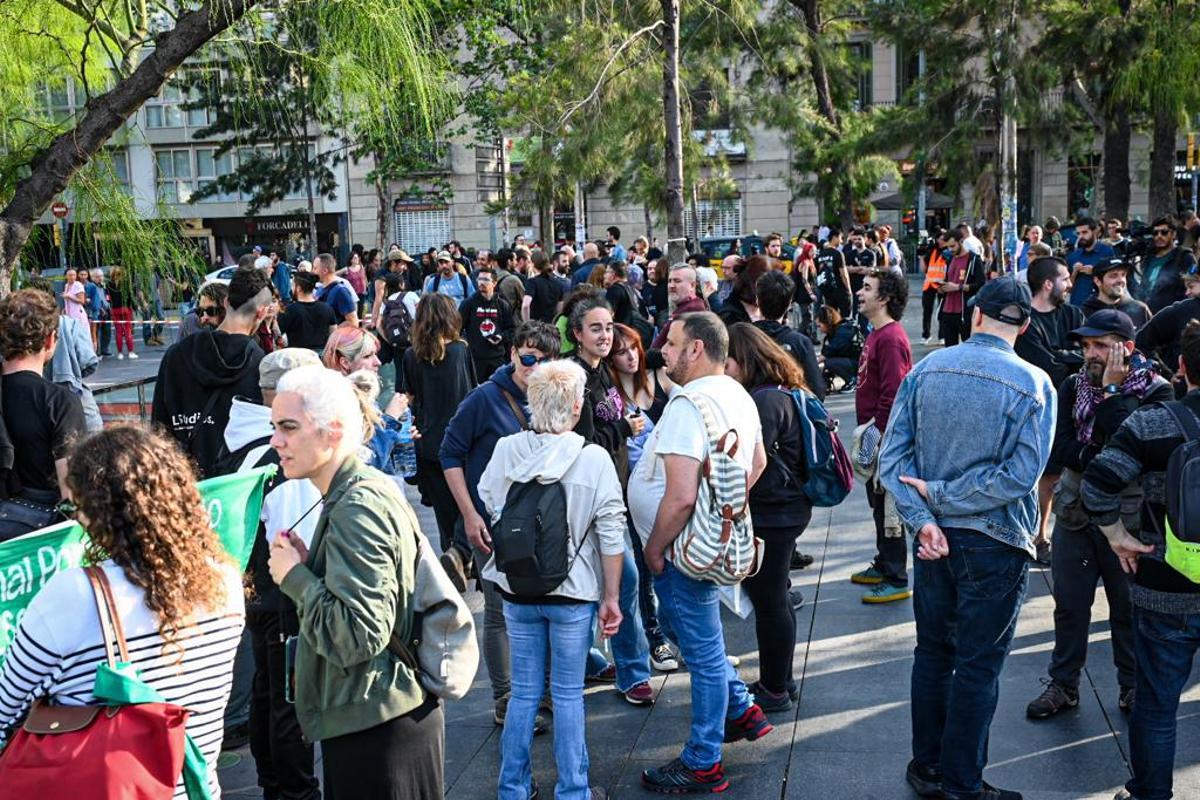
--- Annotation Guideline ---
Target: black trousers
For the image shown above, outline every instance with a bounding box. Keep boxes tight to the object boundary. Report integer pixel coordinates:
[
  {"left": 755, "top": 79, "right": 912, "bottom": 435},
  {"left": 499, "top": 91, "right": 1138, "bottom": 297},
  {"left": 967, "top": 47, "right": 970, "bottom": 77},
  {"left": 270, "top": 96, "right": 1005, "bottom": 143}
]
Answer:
[
  {"left": 824, "top": 357, "right": 857, "bottom": 386},
  {"left": 1048, "top": 523, "right": 1135, "bottom": 690},
  {"left": 630, "top": 528, "right": 666, "bottom": 649},
  {"left": 940, "top": 311, "right": 964, "bottom": 348},
  {"left": 322, "top": 695, "right": 444, "bottom": 800},
  {"left": 248, "top": 608, "right": 319, "bottom": 800},
  {"left": 742, "top": 517, "right": 811, "bottom": 694},
  {"left": 921, "top": 287, "right": 940, "bottom": 339},
  {"left": 868, "top": 480, "right": 908, "bottom": 586},
  {"left": 417, "top": 457, "right": 461, "bottom": 552},
  {"left": 472, "top": 354, "right": 507, "bottom": 384}
]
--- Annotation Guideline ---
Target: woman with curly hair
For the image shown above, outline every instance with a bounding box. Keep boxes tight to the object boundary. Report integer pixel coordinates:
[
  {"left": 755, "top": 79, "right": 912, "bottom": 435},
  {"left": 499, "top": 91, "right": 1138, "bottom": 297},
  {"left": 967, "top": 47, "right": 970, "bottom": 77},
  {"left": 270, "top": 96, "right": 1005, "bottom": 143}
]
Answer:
[
  {"left": 401, "top": 293, "right": 475, "bottom": 548},
  {"left": 0, "top": 425, "right": 245, "bottom": 797}
]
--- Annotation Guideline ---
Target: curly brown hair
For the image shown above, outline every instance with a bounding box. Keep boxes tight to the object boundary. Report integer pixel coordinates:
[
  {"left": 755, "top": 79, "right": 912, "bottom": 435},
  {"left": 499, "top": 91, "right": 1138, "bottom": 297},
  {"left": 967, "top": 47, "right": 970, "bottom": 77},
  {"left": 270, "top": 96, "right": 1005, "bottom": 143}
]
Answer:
[
  {"left": 67, "top": 425, "right": 231, "bottom": 659},
  {"left": 411, "top": 292, "right": 462, "bottom": 363},
  {"left": 0, "top": 288, "right": 58, "bottom": 360}
]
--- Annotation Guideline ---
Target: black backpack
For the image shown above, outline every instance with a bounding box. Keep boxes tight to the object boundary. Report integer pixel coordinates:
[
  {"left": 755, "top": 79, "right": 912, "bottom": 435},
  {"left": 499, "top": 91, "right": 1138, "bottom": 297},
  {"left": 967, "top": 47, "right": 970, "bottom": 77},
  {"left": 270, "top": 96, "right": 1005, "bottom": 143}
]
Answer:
[
  {"left": 620, "top": 282, "right": 656, "bottom": 350},
  {"left": 1163, "top": 402, "right": 1200, "bottom": 582},
  {"left": 493, "top": 480, "right": 576, "bottom": 597},
  {"left": 380, "top": 295, "right": 414, "bottom": 349}
]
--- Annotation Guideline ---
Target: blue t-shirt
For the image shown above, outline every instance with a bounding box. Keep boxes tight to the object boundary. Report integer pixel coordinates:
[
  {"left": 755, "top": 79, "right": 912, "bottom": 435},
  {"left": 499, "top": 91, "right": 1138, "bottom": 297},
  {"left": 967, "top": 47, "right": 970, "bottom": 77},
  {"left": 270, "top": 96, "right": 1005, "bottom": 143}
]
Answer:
[
  {"left": 316, "top": 278, "right": 358, "bottom": 323},
  {"left": 609, "top": 243, "right": 627, "bottom": 264},
  {"left": 422, "top": 271, "right": 474, "bottom": 304},
  {"left": 1066, "top": 242, "right": 1116, "bottom": 306}
]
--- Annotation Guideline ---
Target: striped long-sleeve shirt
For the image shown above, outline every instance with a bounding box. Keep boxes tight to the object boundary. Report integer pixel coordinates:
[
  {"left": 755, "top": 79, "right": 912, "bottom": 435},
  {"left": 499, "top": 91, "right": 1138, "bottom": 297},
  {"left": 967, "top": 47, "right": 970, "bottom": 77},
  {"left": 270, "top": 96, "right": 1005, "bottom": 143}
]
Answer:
[{"left": 0, "top": 560, "right": 245, "bottom": 798}]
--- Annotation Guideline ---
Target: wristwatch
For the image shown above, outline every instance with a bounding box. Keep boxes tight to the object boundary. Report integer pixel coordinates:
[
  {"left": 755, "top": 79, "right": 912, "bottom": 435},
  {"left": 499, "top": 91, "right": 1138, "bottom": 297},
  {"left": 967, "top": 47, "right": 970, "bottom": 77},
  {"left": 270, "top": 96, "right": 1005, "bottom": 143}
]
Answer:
[{"left": 1103, "top": 383, "right": 1121, "bottom": 396}]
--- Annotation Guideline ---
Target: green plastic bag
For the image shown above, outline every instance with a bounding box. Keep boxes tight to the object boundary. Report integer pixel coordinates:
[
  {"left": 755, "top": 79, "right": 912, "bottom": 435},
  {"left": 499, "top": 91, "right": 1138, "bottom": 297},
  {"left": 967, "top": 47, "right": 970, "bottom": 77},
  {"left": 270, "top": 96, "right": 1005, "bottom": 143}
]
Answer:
[{"left": 93, "top": 661, "right": 212, "bottom": 800}]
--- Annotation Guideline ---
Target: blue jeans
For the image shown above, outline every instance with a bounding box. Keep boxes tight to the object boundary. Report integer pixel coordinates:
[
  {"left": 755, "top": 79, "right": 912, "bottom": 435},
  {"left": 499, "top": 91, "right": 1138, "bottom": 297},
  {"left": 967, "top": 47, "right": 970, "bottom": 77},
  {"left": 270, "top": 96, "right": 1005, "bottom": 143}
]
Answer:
[
  {"left": 653, "top": 562, "right": 752, "bottom": 769},
  {"left": 584, "top": 547, "right": 651, "bottom": 692},
  {"left": 911, "top": 528, "right": 1029, "bottom": 799},
  {"left": 499, "top": 600, "right": 596, "bottom": 800},
  {"left": 1127, "top": 606, "right": 1200, "bottom": 800}
]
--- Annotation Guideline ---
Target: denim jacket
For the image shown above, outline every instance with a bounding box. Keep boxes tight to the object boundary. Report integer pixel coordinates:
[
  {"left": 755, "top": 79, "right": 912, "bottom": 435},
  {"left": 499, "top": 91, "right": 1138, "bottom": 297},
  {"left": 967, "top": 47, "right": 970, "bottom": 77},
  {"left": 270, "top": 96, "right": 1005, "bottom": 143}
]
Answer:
[{"left": 878, "top": 333, "right": 1057, "bottom": 557}]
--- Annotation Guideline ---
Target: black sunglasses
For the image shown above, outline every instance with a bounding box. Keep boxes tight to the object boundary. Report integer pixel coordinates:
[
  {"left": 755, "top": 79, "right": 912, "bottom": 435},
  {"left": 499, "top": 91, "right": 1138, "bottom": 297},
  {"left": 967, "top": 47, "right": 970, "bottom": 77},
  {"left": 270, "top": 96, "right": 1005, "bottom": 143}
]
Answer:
[
  {"left": 198, "top": 306, "right": 221, "bottom": 317},
  {"left": 1154, "top": 228, "right": 1173, "bottom": 236},
  {"left": 518, "top": 353, "right": 553, "bottom": 367}
]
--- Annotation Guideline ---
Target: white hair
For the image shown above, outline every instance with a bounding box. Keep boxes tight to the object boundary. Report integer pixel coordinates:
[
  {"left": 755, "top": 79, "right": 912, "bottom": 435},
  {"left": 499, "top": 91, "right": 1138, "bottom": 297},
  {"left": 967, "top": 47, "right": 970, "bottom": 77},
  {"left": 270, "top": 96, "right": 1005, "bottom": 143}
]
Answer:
[
  {"left": 296, "top": 260, "right": 313, "bottom": 272},
  {"left": 254, "top": 255, "right": 272, "bottom": 271},
  {"left": 695, "top": 266, "right": 719, "bottom": 292},
  {"left": 526, "top": 359, "right": 587, "bottom": 434},
  {"left": 276, "top": 365, "right": 365, "bottom": 458}
]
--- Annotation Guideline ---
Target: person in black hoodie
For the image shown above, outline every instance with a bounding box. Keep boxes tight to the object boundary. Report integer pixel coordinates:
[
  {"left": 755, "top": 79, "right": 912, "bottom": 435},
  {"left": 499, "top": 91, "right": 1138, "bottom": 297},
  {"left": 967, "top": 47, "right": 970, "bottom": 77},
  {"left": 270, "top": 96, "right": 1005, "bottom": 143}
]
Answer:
[
  {"left": 1136, "top": 273, "right": 1200, "bottom": 377},
  {"left": 725, "top": 323, "right": 814, "bottom": 713},
  {"left": 459, "top": 266, "right": 516, "bottom": 381},
  {"left": 753, "top": 269, "right": 826, "bottom": 400},
  {"left": 152, "top": 266, "right": 271, "bottom": 479}
]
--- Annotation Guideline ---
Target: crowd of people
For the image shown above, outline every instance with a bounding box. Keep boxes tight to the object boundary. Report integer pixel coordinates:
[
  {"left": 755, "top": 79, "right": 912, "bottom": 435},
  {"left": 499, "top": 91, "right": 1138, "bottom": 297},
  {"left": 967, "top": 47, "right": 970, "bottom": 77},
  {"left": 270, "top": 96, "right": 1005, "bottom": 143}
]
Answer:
[{"left": 0, "top": 211, "right": 1197, "bottom": 800}]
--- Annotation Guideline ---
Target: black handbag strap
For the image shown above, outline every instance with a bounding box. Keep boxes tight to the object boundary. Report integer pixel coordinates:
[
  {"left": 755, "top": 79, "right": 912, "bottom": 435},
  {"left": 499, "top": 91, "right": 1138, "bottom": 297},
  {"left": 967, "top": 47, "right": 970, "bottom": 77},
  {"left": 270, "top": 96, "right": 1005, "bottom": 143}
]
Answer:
[{"left": 498, "top": 387, "right": 529, "bottom": 431}]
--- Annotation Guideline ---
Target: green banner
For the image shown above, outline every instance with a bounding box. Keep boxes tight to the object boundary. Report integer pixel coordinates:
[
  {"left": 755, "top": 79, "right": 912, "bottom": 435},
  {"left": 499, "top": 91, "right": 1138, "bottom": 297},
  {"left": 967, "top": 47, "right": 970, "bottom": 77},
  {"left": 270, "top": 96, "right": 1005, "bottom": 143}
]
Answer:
[{"left": 0, "top": 465, "right": 275, "bottom": 658}]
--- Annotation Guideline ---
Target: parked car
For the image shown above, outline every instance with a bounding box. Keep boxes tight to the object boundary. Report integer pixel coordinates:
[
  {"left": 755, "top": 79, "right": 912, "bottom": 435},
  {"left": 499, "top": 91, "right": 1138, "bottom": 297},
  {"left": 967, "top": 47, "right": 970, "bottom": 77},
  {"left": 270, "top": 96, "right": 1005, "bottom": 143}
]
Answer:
[
  {"left": 204, "top": 265, "right": 238, "bottom": 285},
  {"left": 698, "top": 235, "right": 795, "bottom": 277}
]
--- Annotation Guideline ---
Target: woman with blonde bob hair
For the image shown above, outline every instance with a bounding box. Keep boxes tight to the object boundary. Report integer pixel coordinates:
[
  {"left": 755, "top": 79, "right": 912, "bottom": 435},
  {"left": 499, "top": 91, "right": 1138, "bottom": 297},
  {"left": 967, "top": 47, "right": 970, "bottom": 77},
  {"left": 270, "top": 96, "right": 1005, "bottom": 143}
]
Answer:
[
  {"left": 478, "top": 360, "right": 626, "bottom": 800},
  {"left": 267, "top": 365, "right": 443, "bottom": 798},
  {"left": 0, "top": 425, "right": 245, "bottom": 796}
]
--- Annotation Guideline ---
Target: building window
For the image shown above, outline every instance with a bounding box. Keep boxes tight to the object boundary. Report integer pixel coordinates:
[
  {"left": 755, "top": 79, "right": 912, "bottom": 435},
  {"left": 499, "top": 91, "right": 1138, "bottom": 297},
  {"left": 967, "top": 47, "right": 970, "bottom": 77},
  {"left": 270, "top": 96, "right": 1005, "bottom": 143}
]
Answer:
[
  {"left": 1067, "top": 153, "right": 1100, "bottom": 219},
  {"left": 145, "top": 79, "right": 210, "bottom": 128},
  {"left": 155, "top": 149, "right": 194, "bottom": 203},
  {"left": 895, "top": 44, "right": 921, "bottom": 105},
  {"left": 42, "top": 80, "right": 86, "bottom": 122},
  {"left": 847, "top": 41, "right": 873, "bottom": 110},
  {"left": 393, "top": 198, "right": 451, "bottom": 254},
  {"left": 476, "top": 140, "right": 505, "bottom": 204},
  {"left": 196, "top": 148, "right": 238, "bottom": 203},
  {"left": 686, "top": 197, "right": 742, "bottom": 238}
]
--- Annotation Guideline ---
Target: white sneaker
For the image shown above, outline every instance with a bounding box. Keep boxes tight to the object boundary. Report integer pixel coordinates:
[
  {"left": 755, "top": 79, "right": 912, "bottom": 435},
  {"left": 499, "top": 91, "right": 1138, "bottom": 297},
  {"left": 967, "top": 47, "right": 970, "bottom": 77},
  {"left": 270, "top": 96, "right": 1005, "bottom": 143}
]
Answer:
[
  {"left": 127, "top": 352, "right": 139, "bottom": 359},
  {"left": 922, "top": 336, "right": 934, "bottom": 345},
  {"left": 116, "top": 353, "right": 124, "bottom": 360}
]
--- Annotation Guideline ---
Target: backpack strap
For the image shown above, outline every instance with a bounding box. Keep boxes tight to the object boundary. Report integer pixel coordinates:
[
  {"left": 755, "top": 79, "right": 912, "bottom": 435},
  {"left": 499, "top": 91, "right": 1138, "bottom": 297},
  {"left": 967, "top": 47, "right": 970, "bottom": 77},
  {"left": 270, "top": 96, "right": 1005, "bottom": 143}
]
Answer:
[
  {"left": 459, "top": 272, "right": 470, "bottom": 297},
  {"left": 1163, "top": 401, "right": 1200, "bottom": 443}
]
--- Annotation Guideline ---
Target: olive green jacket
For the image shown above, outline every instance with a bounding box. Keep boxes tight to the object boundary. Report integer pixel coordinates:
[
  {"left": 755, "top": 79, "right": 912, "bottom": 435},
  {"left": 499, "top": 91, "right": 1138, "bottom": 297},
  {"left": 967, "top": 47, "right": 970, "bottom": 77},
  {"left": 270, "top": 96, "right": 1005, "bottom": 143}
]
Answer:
[{"left": 279, "top": 455, "right": 424, "bottom": 741}]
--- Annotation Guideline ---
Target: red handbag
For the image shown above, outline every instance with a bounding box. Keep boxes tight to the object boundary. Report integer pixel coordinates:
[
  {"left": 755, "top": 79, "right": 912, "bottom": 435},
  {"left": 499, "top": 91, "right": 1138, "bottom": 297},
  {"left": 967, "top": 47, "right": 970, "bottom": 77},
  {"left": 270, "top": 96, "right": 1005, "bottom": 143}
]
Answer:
[{"left": 0, "top": 566, "right": 192, "bottom": 799}]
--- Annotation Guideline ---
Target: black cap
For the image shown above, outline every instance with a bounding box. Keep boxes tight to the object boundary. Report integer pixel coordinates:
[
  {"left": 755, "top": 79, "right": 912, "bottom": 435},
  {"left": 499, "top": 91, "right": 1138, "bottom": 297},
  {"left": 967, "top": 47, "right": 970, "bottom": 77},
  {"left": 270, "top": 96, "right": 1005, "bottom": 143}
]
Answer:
[
  {"left": 975, "top": 276, "right": 1032, "bottom": 325},
  {"left": 1069, "top": 308, "right": 1136, "bottom": 342},
  {"left": 1092, "top": 257, "right": 1131, "bottom": 278}
]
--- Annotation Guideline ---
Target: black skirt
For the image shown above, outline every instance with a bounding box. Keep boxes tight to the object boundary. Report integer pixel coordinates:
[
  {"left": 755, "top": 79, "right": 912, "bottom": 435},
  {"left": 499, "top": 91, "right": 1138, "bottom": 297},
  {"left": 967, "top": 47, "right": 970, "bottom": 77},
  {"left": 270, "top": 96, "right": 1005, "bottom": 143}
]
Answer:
[{"left": 321, "top": 695, "right": 444, "bottom": 800}]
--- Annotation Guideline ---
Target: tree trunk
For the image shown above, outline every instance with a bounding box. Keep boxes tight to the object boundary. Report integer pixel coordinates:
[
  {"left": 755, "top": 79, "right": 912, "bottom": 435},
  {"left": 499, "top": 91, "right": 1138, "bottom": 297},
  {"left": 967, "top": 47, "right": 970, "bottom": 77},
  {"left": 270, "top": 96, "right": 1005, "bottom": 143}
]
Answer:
[
  {"left": 375, "top": 172, "right": 389, "bottom": 250},
  {"left": 794, "top": 0, "right": 852, "bottom": 226},
  {"left": 0, "top": 0, "right": 255, "bottom": 295},
  {"left": 1102, "top": 101, "right": 1131, "bottom": 222},
  {"left": 661, "top": 0, "right": 687, "bottom": 265},
  {"left": 1149, "top": 106, "right": 1178, "bottom": 221},
  {"left": 643, "top": 203, "right": 653, "bottom": 243}
]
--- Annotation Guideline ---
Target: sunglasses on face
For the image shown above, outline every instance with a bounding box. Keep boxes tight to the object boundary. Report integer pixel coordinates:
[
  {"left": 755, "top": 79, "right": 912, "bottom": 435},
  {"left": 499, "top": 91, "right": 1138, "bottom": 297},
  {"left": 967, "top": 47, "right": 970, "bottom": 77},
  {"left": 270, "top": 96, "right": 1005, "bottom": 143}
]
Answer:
[
  {"left": 199, "top": 306, "right": 221, "bottom": 317},
  {"left": 518, "top": 353, "right": 552, "bottom": 367},
  {"left": 1154, "top": 228, "right": 1173, "bottom": 236}
]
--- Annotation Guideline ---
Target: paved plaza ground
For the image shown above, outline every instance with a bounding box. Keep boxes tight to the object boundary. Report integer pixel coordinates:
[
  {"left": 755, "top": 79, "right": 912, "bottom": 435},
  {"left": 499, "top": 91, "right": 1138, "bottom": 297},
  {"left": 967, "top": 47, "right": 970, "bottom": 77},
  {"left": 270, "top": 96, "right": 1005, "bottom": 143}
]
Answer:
[{"left": 103, "top": 287, "right": 1200, "bottom": 799}]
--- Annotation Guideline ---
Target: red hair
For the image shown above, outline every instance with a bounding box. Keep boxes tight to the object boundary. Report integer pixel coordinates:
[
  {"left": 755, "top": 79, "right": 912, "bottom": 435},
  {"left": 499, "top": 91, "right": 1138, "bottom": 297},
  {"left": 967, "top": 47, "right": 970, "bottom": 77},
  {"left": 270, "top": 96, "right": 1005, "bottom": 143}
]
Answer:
[{"left": 606, "top": 323, "right": 651, "bottom": 405}]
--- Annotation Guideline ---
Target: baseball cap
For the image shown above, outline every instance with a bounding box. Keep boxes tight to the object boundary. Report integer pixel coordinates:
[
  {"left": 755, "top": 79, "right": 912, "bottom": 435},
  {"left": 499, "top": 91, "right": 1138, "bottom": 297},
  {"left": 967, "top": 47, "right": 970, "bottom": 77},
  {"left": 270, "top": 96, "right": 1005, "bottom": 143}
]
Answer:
[
  {"left": 389, "top": 249, "right": 414, "bottom": 263},
  {"left": 1068, "top": 308, "right": 1136, "bottom": 342},
  {"left": 974, "top": 276, "right": 1032, "bottom": 325},
  {"left": 1092, "top": 257, "right": 1131, "bottom": 278},
  {"left": 436, "top": 250, "right": 453, "bottom": 262},
  {"left": 259, "top": 348, "right": 321, "bottom": 390}
]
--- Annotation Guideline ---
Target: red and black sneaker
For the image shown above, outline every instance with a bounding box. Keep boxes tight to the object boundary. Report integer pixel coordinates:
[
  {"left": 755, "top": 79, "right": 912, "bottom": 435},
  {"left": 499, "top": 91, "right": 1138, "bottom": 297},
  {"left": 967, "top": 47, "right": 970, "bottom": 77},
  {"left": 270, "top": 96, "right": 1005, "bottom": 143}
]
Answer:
[
  {"left": 642, "top": 758, "right": 729, "bottom": 794},
  {"left": 723, "top": 703, "right": 774, "bottom": 743}
]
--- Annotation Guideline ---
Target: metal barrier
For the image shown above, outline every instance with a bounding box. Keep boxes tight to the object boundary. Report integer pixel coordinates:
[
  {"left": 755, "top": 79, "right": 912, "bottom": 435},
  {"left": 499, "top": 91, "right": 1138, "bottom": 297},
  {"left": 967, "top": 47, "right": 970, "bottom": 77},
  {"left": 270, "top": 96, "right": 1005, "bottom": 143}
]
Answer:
[{"left": 91, "top": 376, "right": 155, "bottom": 425}]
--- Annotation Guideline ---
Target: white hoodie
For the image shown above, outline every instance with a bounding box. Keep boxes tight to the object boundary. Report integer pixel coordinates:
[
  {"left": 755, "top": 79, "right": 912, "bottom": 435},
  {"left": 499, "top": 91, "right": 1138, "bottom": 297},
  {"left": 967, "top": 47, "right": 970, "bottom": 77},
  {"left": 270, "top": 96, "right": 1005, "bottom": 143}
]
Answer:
[
  {"left": 479, "top": 430, "right": 627, "bottom": 603},
  {"left": 224, "top": 397, "right": 322, "bottom": 547}
]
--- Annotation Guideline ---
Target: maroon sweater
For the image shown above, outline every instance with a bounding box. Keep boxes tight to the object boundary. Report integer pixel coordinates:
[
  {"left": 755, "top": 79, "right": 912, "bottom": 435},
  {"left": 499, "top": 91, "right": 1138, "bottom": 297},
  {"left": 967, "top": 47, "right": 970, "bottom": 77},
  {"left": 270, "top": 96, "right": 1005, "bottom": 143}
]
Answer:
[
  {"left": 855, "top": 320, "right": 912, "bottom": 431},
  {"left": 651, "top": 294, "right": 709, "bottom": 350}
]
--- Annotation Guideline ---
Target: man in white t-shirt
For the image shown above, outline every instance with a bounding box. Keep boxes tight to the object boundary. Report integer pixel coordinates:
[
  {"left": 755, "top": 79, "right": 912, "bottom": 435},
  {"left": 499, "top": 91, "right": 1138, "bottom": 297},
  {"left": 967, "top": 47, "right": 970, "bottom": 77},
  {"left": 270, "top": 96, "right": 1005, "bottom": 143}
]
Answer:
[{"left": 630, "top": 311, "right": 771, "bottom": 795}]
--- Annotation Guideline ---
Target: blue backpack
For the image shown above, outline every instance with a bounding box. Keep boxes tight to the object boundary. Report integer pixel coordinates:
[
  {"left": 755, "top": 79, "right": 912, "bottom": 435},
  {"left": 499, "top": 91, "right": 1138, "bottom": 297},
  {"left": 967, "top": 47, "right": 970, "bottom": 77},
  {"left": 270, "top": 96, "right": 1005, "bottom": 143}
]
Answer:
[{"left": 782, "top": 387, "right": 854, "bottom": 507}]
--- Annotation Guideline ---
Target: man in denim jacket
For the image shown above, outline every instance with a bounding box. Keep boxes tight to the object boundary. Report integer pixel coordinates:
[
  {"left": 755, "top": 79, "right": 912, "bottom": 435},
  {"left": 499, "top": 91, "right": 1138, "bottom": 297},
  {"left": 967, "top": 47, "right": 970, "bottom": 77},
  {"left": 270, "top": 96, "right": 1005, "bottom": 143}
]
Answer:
[{"left": 879, "top": 276, "right": 1057, "bottom": 800}]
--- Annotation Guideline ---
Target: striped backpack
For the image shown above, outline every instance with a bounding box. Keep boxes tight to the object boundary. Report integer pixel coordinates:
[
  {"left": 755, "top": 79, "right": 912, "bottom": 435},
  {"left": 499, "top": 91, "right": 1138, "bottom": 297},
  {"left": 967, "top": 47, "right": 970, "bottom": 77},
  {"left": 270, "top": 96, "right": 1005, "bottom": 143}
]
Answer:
[{"left": 668, "top": 392, "right": 762, "bottom": 585}]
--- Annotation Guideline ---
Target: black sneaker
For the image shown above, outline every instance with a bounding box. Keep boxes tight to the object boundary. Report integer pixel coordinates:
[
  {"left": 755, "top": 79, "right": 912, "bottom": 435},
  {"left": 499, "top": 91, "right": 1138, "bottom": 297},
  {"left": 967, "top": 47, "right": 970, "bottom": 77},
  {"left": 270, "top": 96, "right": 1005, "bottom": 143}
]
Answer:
[
  {"left": 1119, "top": 686, "right": 1135, "bottom": 714},
  {"left": 723, "top": 703, "right": 773, "bottom": 743},
  {"left": 641, "top": 758, "right": 729, "bottom": 794},
  {"left": 1025, "top": 679, "right": 1079, "bottom": 719},
  {"left": 789, "top": 589, "right": 805, "bottom": 611},
  {"left": 747, "top": 680, "right": 793, "bottom": 713},
  {"left": 791, "top": 551, "right": 815, "bottom": 570},
  {"left": 905, "top": 759, "right": 943, "bottom": 798},
  {"left": 978, "top": 784, "right": 1023, "bottom": 800}
]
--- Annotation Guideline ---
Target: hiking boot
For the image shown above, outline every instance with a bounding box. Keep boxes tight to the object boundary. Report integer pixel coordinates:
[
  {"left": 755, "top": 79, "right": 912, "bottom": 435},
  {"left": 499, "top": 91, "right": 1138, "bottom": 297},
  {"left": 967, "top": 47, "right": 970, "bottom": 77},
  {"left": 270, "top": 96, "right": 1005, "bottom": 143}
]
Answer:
[
  {"left": 791, "top": 551, "right": 815, "bottom": 570},
  {"left": 723, "top": 703, "right": 773, "bottom": 743},
  {"left": 641, "top": 758, "right": 729, "bottom": 794},
  {"left": 905, "top": 759, "right": 943, "bottom": 798},
  {"left": 747, "top": 680, "right": 793, "bottom": 713},
  {"left": 493, "top": 693, "right": 548, "bottom": 735},
  {"left": 850, "top": 565, "right": 885, "bottom": 585},
  {"left": 1025, "top": 680, "right": 1079, "bottom": 720},
  {"left": 789, "top": 589, "right": 805, "bottom": 611},
  {"left": 862, "top": 583, "right": 911, "bottom": 604},
  {"left": 624, "top": 681, "right": 655, "bottom": 706},
  {"left": 585, "top": 664, "right": 616, "bottom": 684},
  {"left": 1119, "top": 686, "right": 1135, "bottom": 714},
  {"left": 651, "top": 643, "right": 679, "bottom": 672},
  {"left": 439, "top": 547, "right": 468, "bottom": 593}
]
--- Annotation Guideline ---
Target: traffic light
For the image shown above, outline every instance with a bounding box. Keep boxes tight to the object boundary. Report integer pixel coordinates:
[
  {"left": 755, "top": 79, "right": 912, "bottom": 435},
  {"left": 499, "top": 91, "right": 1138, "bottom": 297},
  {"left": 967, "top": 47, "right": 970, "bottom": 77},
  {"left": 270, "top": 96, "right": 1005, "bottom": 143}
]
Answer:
[{"left": 52, "top": 224, "right": 61, "bottom": 247}]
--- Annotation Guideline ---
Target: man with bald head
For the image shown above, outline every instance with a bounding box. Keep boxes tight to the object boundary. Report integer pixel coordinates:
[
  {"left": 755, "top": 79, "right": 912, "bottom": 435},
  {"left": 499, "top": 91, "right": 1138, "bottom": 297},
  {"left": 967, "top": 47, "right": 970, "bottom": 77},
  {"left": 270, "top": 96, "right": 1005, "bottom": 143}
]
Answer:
[
  {"left": 571, "top": 241, "right": 604, "bottom": 287},
  {"left": 651, "top": 264, "right": 709, "bottom": 349}
]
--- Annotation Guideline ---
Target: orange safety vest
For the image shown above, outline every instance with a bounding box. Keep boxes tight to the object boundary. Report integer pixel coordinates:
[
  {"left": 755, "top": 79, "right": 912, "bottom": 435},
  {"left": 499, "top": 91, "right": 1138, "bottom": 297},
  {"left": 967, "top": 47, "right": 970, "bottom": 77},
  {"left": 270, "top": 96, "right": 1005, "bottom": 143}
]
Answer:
[{"left": 923, "top": 248, "right": 947, "bottom": 290}]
